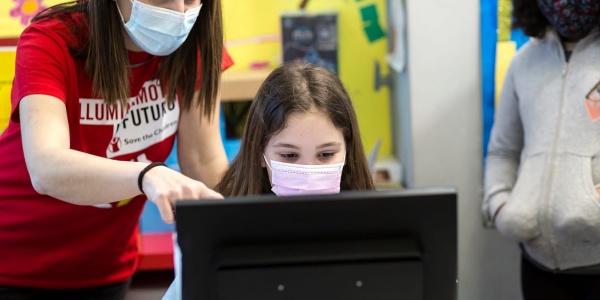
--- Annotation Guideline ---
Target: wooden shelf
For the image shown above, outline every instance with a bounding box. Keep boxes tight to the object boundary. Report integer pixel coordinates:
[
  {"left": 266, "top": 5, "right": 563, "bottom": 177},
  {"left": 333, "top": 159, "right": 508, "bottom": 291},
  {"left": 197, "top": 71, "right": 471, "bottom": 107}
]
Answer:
[{"left": 221, "top": 69, "right": 272, "bottom": 102}]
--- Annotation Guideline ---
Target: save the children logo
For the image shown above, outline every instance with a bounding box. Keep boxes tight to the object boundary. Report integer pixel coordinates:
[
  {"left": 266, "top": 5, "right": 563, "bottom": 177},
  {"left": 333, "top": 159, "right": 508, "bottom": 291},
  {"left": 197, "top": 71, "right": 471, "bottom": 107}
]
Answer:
[
  {"left": 79, "top": 80, "right": 180, "bottom": 158},
  {"left": 108, "top": 137, "right": 122, "bottom": 153}
]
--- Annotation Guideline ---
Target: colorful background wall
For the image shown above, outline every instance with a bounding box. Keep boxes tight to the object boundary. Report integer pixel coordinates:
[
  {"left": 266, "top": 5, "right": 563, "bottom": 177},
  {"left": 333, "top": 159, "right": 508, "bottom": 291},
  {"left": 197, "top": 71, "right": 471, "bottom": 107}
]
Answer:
[
  {"left": 221, "top": 0, "right": 391, "bottom": 159},
  {"left": 0, "top": 0, "right": 390, "bottom": 233},
  {"left": 481, "top": 0, "right": 528, "bottom": 156},
  {"left": 1, "top": 0, "right": 390, "bottom": 155},
  {"left": 0, "top": 0, "right": 57, "bottom": 130}
]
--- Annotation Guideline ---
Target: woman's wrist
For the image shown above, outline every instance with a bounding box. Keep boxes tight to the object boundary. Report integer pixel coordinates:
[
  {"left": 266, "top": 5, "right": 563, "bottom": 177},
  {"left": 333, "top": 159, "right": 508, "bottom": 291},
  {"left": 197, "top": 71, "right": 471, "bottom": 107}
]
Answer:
[{"left": 138, "top": 162, "right": 167, "bottom": 194}]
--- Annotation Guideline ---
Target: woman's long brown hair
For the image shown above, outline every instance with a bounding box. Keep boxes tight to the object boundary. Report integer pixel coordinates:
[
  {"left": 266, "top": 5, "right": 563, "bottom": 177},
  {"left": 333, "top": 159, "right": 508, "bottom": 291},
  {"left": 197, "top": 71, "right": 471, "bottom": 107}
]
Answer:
[
  {"left": 216, "top": 63, "right": 375, "bottom": 197},
  {"left": 32, "top": 0, "right": 223, "bottom": 119}
]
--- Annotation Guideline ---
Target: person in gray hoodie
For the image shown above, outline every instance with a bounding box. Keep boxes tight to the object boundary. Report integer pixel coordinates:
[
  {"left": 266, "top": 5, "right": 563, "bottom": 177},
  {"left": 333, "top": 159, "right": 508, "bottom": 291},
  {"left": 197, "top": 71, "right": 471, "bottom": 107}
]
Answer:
[{"left": 483, "top": 0, "right": 600, "bottom": 299}]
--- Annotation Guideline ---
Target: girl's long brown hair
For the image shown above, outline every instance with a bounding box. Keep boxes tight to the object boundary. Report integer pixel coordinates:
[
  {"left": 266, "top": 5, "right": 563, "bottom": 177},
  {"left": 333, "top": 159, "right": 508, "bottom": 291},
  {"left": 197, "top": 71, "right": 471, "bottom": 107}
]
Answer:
[
  {"left": 32, "top": 0, "right": 223, "bottom": 119},
  {"left": 216, "top": 63, "right": 375, "bottom": 197}
]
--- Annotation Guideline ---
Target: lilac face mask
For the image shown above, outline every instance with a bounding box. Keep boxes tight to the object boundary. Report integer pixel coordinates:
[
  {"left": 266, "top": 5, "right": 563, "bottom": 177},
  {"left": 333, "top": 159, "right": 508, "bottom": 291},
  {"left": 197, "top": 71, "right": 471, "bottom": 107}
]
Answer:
[{"left": 264, "top": 155, "right": 345, "bottom": 196}]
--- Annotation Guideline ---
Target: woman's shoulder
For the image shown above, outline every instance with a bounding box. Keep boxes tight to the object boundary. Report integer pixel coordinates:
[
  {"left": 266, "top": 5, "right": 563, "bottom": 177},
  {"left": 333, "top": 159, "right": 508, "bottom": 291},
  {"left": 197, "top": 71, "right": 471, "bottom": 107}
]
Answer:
[
  {"left": 22, "top": 11, "right": 88, "bottom": 50},
  {"left": 504, "top": 36, "right": 554, "bottom": 78},
  {"left": 511, "top": 31, "right": 561, "bottom": 62}
]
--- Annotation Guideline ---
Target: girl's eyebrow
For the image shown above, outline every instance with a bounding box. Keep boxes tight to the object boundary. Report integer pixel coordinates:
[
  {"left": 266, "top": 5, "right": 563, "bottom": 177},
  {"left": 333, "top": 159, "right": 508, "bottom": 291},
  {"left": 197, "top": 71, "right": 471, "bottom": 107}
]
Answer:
[
  {"left": 317, "top": 142, "right": 342, "bottom": 149},
  {"left": 272, "top": 142, "right": 341, "bottom": 149},
  {"left": 272, "top": 143, "right": 300, "bottom": 149}
]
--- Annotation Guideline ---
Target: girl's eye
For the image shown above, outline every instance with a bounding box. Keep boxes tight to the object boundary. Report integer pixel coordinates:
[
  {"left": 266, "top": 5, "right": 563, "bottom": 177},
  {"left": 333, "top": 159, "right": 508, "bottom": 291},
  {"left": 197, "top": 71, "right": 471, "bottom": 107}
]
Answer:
[
  {"left": 318, "top": 152, "right": 335, "bottom": 160},
  {"left": 279, "top": 153, "right": 298, "bottom": 159}
]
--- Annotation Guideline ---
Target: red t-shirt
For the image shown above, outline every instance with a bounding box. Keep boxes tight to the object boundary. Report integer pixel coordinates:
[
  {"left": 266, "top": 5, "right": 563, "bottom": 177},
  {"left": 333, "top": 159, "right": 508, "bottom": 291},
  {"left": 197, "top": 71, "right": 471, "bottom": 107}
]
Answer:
[{"left": 0, "top": 12, "right": 233, "bottom": 289}]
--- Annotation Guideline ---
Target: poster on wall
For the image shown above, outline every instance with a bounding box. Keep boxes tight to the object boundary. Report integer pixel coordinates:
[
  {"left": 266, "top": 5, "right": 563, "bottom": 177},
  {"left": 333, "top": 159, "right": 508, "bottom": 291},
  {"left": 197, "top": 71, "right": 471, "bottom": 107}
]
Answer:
[
  {"left": 281, "top": 11, "right": 338, "bottom": 74},
  {"left": 481, "top": 0, "right": 529, "bottom": 157}
]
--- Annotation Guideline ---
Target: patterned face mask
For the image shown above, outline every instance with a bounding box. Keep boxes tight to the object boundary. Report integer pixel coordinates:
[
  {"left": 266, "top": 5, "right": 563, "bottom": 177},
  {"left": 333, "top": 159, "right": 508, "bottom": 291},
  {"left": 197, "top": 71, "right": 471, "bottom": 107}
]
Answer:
[{"left": 537, "top": 0, "right": 600, "bottom": 39}]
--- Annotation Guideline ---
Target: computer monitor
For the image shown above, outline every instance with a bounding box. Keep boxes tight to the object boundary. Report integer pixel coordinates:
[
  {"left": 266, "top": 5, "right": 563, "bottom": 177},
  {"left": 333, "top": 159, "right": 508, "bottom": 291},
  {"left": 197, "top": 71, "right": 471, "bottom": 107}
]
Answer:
[{"left": 175, "top": 187, "right": 457, "bottom": 300}]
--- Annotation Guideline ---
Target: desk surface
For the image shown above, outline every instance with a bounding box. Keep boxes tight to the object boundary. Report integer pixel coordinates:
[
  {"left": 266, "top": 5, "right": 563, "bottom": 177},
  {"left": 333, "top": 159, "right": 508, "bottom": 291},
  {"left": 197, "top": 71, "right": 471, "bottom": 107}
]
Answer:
[{"left": 137, "top": 232, "right": 174, "bottom": 270}]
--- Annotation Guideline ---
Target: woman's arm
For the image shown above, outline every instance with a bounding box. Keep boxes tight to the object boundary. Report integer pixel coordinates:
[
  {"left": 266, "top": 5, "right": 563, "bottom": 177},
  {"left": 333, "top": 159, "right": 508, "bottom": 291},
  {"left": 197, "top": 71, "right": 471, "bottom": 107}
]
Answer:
[
  {"left": 20, "top": 94, "right": 220, "bottom": 223},
  {"left": 177, "top": 87, "right": 228, "bottom": 189},
  {"left": 482, "top": 65, "right": 523, "bottom": 228}
]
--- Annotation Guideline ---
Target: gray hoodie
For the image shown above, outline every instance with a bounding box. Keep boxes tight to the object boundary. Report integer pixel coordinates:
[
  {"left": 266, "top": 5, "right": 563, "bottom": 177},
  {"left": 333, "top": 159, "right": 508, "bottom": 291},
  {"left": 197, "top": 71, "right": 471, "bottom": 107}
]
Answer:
[{"left": 483, "top": 29, "right": 600, "bottom": 273}]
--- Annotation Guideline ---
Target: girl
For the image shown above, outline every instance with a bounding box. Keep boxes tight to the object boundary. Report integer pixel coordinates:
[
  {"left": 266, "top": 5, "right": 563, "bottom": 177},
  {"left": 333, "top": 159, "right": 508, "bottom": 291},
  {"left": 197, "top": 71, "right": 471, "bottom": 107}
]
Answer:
[
  {"left": 217, "top": 62, "right": 374, "bottom": 196},
  {"left": 163, "top": 63, "right": 374, "bottom": 299}
]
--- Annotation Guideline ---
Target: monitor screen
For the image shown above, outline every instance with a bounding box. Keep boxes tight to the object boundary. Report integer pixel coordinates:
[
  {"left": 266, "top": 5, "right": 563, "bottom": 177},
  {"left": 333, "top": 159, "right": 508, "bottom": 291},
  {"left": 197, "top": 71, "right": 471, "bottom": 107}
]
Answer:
[{"left": 175, "top": 187, "right": 457, "bottom": 300}]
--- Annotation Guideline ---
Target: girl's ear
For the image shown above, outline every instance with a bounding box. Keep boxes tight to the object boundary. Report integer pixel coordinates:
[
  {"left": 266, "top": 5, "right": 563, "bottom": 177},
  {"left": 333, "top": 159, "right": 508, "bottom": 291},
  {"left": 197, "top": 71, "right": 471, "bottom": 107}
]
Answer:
[{"left": 261, "top": 155, "right": 266, "bottom": 168}]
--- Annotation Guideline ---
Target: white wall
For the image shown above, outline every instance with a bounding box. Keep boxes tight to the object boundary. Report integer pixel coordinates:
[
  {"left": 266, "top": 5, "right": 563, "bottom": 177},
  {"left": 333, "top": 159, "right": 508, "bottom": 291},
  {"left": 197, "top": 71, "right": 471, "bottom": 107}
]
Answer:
[{"left": 391, "top": 0, "right": 522, "bottom": 299}]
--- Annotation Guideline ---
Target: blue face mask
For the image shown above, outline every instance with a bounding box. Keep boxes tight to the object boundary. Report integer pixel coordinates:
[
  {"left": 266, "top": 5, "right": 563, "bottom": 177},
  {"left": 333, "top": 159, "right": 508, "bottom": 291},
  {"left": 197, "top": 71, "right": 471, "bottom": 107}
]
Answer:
[{"left": 115, "top": 0, "right": 202, "bottom": 56}]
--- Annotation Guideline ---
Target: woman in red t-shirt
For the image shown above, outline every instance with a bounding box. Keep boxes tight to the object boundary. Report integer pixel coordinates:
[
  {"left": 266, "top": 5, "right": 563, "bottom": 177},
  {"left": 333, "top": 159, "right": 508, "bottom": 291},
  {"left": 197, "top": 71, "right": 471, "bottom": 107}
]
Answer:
[{"left": 0, "top": 0, "right": 232, "bottom": 298}]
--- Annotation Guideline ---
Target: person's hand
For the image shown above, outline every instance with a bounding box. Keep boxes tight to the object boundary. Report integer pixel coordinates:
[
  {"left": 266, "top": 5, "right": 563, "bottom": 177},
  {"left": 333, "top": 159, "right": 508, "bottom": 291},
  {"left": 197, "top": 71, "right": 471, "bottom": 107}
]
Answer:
[
  {"left": 596, "top": 187, "right": 600, "bottom": 197},
  {"left": 492, "top": 202, "right": 506, "bottom": 225},
  {"left": 141, "top": 165, "right": 223, "bottom": 224}
]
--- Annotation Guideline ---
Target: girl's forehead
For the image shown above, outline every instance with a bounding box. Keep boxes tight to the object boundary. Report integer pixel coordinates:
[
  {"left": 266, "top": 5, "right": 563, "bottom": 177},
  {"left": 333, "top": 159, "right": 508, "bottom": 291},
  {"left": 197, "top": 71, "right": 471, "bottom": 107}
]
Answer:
[
  {"left": 267, "top": 111, "right": 344, "bottom": 146},
  {"left": 137, "top": 0, "right": 202, "bottom": 9}
]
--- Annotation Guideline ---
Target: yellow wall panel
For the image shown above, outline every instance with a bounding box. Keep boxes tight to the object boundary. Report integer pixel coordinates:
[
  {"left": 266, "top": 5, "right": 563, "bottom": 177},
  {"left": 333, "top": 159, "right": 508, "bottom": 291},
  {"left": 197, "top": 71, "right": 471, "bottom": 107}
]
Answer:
[
  {"left": 0, "top": 51, "right": 15, "bottom": 131},
  {"left": 495, "top": 41, "right": 516, "bottom": 107},
  {"left": 223, "top": 0, "right": 391, "bottom": 156}
]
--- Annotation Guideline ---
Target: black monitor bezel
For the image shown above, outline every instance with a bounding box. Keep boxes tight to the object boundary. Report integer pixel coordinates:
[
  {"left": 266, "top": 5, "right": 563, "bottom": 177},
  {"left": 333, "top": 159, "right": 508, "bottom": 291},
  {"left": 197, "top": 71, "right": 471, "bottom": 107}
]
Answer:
[{"left": 176, "top": 187, "right": 457, "bottom": 300}]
